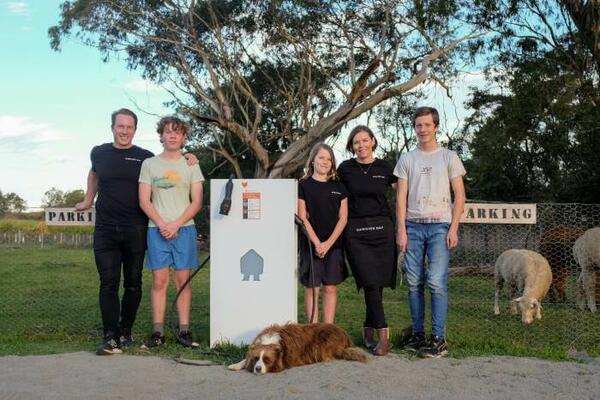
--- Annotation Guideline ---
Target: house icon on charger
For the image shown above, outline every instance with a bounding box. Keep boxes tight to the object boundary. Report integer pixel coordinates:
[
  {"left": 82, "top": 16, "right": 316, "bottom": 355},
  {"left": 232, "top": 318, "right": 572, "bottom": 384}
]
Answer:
[{"left": 240, "top": 249, "right": 264, "bottom": 281}]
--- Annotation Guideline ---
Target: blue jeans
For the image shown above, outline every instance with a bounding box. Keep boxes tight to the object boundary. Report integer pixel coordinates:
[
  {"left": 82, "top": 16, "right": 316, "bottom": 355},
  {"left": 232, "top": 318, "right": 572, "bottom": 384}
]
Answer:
[{"left": 404, "top": 222, "right": 450, "bottom": 338}]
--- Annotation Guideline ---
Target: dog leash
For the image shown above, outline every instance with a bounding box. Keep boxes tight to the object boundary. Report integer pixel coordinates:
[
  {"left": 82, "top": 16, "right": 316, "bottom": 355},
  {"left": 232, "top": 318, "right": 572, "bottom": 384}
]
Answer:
[
  {"left": 173, "top": 357, "right": 221, "bottom": 367},
  {"left": 168, "top": 255, "right": 210, "bottom": 347}
]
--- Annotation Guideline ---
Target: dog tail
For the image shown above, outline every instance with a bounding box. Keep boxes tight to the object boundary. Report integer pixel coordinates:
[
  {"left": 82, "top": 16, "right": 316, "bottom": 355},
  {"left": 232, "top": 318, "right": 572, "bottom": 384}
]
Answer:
[{"left": 342, "top": 347, "right": 369, "bottom": 363}]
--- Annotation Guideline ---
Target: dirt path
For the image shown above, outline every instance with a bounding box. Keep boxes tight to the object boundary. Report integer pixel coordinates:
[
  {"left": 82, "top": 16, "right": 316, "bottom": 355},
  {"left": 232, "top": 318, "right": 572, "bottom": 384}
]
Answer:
[{"left": 1, "top": 352, "right": 599, "bottom": 400}]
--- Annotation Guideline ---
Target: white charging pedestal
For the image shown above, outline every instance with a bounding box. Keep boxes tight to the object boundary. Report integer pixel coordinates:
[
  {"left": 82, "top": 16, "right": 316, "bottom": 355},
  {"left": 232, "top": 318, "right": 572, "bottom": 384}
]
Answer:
[{"left": 210, "top": 179, "right": 297, "bottom": 347}]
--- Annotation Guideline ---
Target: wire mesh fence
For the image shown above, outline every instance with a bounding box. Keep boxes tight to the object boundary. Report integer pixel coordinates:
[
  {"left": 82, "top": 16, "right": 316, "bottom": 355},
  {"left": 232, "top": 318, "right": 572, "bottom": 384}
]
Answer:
[
  {"left": 0, "top": 231, "right": 93, "bottom": 248},
  {"left": 439, "top": 203, "right": 600, "bottom": 355},
  {"left": 0, "top": 203, "right": 598, "bottom": 356}
]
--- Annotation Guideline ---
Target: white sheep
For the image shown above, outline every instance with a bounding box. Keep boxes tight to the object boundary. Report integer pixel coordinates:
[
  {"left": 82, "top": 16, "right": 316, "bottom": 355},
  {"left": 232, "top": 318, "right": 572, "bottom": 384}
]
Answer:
[
  {"left": 573, "top": 227, "right": 600, "bottom": 313},
  {"left": 494, "top": 249, "right": 552, "bottom": 324}
]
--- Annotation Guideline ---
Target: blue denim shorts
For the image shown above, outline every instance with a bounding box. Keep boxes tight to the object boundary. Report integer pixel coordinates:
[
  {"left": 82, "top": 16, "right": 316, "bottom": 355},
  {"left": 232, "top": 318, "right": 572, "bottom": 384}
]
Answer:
[{"left": 146, "top": 225, "right": 198, "bottom": 270}]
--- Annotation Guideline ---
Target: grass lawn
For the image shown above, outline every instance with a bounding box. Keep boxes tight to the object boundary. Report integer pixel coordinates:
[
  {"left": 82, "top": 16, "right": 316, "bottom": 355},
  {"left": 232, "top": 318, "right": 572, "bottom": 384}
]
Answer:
[{"left": 0, "top": 246, "right": 598, "bottom": 362}]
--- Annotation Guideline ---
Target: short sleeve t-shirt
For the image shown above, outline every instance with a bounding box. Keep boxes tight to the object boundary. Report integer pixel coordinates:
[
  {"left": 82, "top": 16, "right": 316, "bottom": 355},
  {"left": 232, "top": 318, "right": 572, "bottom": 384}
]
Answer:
[
  {"left": 298, "top": 177, "right": 348, "bottom": 248},
  {"left": 337, "top": 158, "right": 398, "bottom": 218},
  {"left": 394, "top": 147, "right": 466, "bottom": 223},
  {"left": 91, "top": 143, "right": 154, "bottom": 227},
  {"left": 139, "top": 155, "right": 205, "bottom": 227}
]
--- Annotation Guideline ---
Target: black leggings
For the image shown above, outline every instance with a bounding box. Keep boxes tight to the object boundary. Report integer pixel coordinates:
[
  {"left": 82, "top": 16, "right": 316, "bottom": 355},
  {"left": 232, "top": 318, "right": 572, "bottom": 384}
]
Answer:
[
  {"left": 363, "top": 286, "right": 387, "bottom": 329},
  {"left": 94, "top": 225, "right": 147, "bottom": 337}
]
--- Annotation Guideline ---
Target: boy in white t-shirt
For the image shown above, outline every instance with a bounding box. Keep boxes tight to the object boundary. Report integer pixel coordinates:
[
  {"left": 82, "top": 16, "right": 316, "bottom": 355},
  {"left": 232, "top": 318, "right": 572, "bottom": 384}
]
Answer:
[
  {"left": 138, "top": 116, "right": 204, "bottom": 349},
  {"left": 394, "top": 106, "right": 466, "bottom": 358}
]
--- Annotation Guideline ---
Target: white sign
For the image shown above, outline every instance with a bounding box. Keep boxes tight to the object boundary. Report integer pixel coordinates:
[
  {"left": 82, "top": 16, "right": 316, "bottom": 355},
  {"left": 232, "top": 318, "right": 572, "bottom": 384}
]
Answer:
[
  {"left": 210, "top": 179, "right": 297, "bottom": 347},
  {"left": 461, "top": 203, "right": 536, "bottom": 224},
  {"left": 45, "top": 208, "right": 95, "bottom": 226}
]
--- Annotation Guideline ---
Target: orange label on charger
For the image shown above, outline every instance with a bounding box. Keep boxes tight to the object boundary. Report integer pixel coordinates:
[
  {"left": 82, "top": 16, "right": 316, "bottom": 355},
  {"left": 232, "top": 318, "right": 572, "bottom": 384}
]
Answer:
[{"left": 242, "top": 192, "right": 261, "bottom": 220}]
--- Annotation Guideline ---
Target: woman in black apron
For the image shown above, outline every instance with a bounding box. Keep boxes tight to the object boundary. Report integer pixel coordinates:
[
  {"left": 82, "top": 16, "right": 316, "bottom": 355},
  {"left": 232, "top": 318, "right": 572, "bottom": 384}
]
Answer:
[{"left": 338, "top": 125, "right": 398, "bottom": 356}]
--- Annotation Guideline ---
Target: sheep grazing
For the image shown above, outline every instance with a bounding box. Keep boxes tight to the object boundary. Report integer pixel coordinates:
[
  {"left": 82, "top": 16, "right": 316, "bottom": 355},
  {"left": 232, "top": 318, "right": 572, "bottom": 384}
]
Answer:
[
  {"left": 494, "top": 249, "right": 552, "bottom": 324},
  {"left": 538, "top": 226, "right": 584, "bottom": 302},
  {"left": 573, "top": 227, "right": 600, "bottom": 313}
]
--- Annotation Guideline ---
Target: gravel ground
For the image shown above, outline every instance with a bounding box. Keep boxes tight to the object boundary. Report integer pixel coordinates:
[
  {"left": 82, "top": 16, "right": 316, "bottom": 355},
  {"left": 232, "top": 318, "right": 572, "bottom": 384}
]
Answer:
[{"left": 1, "top": 352, "right": 599, "bottom": 400}]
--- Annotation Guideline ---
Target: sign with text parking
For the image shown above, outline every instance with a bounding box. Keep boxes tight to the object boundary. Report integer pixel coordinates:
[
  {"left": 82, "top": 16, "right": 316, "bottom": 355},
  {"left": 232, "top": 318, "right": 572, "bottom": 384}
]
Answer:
[
  {"left": 461, "top": 203, "right": 536, "bottom": 224},
  {"left": 45, "top": 208, "right": 95, "bottom": 226}
]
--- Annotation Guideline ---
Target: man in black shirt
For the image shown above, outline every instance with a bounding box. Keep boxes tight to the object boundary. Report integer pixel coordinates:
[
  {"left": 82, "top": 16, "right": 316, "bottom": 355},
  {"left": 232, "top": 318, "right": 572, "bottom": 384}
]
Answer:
[{"left": 76, "top": 108, "right": 153, "bottom": 355}]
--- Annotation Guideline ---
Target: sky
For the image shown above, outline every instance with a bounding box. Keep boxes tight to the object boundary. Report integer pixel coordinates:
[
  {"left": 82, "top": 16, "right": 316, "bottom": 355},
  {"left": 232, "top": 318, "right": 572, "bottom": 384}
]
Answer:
[
  {"left": 0, "top": 1, "right": 172, "bottom": 209},
  {"left": 0, "top": 1, "right": 483, "bottom": 210}
]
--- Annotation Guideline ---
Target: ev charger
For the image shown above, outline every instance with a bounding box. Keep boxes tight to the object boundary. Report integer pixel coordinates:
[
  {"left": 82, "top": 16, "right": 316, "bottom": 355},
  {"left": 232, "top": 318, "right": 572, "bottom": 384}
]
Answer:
[{"left": 210, "top": 179, "right": 297, "bottom": 347}]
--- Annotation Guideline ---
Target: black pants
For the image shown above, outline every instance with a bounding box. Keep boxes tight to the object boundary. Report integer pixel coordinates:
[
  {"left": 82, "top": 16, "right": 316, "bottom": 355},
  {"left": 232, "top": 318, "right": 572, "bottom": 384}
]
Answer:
[
  {"left": 364, "top": 286, "right": 387, "bottom": 329},
  {"left": 93, "top": 225, "right": 147, "bottom": 337}
]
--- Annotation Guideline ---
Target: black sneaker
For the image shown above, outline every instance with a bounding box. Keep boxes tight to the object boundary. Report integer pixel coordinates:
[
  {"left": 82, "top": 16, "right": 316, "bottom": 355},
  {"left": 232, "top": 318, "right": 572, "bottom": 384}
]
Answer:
[
  {"left": 403, "top": 332, "right": 426, "bottom": 353},
  {"left": 96, "top": 336, "right": 122, "bottom": 356},
  {"left": 417, "top": 335, "right": 448, "bottom": 358},
  {"left": 120, "top": 328, "right": 135, "bottom": 348},
  {"left": 177, "top": 330, "right": 199, "bottom": 348},
  {"left": 140, "top": 332, "right": 165, "bottom": 349}
]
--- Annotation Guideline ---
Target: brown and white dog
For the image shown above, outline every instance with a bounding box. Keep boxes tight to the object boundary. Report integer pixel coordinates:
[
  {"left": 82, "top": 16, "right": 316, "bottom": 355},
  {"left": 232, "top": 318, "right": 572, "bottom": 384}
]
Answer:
[{"left": 228, "top": 323, "right": 368, "bottom": 374}]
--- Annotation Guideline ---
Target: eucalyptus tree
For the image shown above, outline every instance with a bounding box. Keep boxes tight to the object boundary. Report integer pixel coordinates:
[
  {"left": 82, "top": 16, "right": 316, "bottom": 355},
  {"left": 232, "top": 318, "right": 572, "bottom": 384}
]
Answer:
[{"left": 50, "top": 0, "right": 480, "bottom": 177}]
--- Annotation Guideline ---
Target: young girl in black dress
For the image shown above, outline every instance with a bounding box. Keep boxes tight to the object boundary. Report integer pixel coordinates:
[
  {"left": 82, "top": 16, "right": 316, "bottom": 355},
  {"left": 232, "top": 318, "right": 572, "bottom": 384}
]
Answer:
[{"left": 298, "top": 143, "right": 348, "bottom": 323}]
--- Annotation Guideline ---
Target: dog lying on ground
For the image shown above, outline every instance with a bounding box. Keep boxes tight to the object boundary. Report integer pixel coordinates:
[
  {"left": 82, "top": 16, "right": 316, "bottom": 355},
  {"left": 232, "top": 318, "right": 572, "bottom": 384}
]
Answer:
[{"left": 228, "top": 323, "right": 368, "bottom": 374}]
